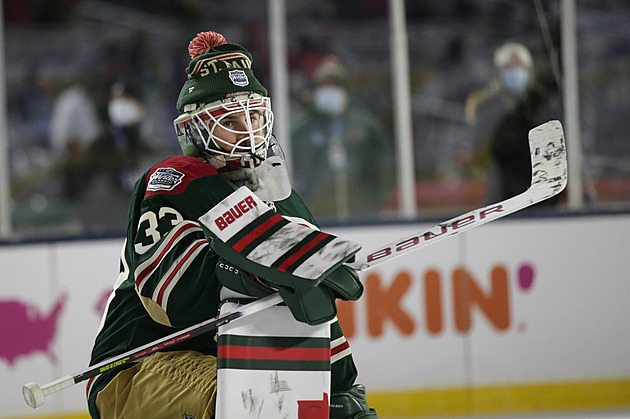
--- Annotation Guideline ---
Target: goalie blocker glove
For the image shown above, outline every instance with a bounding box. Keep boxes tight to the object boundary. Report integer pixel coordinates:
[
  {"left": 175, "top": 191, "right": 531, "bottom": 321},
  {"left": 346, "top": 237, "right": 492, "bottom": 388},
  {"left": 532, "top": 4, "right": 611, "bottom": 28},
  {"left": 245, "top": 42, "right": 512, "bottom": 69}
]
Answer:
[
  {"left": 204, "top": 187, "right": 363, "bottom": 325},
  {"left": 199, "top": 186, "right": 361, "bottom": 287},
  {"left": 217, "top": 259, "right": 363, "bottom": 325}
]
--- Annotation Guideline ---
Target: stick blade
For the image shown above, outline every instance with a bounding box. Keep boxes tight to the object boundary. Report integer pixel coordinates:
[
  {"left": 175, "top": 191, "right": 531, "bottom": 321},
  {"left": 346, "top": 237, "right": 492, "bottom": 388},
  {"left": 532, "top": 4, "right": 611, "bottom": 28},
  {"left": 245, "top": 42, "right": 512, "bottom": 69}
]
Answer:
[{"left": 528, "top": 120, "right": 568, "bottom": 201}]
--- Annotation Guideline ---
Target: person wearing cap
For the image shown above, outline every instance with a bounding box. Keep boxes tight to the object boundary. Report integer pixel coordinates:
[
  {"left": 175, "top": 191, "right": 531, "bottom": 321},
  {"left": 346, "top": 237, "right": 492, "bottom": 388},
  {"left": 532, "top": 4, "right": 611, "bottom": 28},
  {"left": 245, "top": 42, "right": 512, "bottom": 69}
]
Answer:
[
  {"left": 464, "top": 41, "right": 561, "bottom": 204},
  {"left": 291, "top": 55, "right": 394, "bottom": 221},
  {"left": 87, "top": 31, "right": 377, "bottom": 418}
]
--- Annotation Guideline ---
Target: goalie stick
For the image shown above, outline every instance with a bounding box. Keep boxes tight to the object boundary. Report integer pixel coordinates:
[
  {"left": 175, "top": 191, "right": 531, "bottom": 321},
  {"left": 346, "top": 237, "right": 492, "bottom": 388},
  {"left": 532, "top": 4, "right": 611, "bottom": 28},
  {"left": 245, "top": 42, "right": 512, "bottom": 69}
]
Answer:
[{"left": 23, "top": 120, "right": 566, "bottom": 409}]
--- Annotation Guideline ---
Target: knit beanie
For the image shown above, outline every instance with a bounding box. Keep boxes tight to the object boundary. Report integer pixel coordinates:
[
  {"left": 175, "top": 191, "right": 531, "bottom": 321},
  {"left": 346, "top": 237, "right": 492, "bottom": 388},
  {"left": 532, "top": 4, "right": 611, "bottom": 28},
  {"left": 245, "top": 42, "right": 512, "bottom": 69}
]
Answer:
[
  {"left": 493, "top": 42, "right": 533, "bottom": 70},
  {"left": 176, "top": 31, "right": 268, "bottom": 113}
]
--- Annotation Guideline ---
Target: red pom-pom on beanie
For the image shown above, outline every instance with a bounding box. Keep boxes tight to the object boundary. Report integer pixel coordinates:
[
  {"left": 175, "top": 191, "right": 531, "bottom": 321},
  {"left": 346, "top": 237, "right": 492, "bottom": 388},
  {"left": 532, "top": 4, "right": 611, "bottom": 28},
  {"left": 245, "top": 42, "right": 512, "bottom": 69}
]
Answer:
[{"left": 188, "top": 31, "right": 227, "bottom": 59}]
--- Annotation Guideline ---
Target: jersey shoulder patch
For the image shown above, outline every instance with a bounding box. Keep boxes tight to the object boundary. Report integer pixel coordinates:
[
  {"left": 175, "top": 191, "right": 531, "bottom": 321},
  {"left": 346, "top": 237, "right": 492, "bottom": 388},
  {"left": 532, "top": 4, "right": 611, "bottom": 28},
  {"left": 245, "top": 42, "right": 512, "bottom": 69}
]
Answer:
[{"left": 145, "top": 156, "right": 218, "bottom": 197}]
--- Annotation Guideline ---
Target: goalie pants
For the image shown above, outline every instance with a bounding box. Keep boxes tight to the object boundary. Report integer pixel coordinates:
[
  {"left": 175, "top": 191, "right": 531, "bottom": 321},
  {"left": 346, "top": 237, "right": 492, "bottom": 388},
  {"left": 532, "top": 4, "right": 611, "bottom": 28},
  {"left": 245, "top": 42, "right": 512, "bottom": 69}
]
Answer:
[{"left": 94, "top": 350, "right": 217, "bottom": 419}]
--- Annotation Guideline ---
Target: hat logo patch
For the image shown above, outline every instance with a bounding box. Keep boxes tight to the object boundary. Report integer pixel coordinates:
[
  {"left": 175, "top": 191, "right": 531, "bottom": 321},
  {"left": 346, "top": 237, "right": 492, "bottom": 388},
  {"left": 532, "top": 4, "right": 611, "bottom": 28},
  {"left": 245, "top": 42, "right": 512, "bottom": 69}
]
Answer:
[{"left": 229, "top": 70, "right": 249, "bottom": 87}]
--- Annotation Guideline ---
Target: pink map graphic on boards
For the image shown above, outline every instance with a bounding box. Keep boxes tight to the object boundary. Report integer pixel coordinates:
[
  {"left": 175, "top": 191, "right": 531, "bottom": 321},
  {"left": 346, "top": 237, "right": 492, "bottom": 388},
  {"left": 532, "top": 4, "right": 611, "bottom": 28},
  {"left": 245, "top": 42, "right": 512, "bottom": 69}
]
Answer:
[{"left": 0, "top": 293, "right": 67, "bottom": 366}]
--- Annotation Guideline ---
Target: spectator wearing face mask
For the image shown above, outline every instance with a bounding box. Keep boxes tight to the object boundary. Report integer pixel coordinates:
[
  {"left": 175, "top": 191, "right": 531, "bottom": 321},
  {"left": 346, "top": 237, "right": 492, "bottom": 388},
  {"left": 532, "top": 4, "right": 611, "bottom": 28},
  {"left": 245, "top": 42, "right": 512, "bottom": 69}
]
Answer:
[
  {"left": 290, "top": 56, "right": 395, "bottom": 222},
  {"left": 77, "top": 81, "right": 164, "bottom": 233},
  {"left": 91, "top": 81, "right": 151, "bottom": 191},
  {"left": 463, "top": 42, "right": 562, "bottom": 206},
  {"left": 48, "top": 80, "right": 103, "bottom": 201}
]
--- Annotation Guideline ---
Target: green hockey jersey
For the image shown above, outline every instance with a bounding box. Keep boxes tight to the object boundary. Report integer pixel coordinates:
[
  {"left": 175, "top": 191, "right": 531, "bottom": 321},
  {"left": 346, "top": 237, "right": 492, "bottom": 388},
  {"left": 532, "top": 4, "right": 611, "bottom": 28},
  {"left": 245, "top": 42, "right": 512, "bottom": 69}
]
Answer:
[{"left": 87, "top": 155, "right": 358, "bottom": 417}]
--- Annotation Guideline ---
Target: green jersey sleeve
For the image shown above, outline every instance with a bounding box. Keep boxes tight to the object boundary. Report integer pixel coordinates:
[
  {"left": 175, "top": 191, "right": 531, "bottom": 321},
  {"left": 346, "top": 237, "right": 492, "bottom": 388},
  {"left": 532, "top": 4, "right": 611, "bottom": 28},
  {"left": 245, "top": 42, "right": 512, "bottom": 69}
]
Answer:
[{"left": 129, "top": 156, "right": 236, "bottom": 328}]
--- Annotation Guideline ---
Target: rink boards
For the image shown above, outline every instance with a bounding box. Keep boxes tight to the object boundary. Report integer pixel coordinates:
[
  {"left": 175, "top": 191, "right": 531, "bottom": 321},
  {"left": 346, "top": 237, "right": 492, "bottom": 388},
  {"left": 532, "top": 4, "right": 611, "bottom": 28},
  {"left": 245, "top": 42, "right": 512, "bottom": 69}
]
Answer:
[{"left": 1, "top": 212, "right": 629, "bottom": 418}]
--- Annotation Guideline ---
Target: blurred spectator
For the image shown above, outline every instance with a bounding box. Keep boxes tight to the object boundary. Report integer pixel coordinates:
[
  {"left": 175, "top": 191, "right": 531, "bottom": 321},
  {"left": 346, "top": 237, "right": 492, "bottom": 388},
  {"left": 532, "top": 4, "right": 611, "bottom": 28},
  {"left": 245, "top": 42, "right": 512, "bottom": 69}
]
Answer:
[
  {"left": 98, "top": 80, "right": 148, "bottom": 189},
  {"left": 464, "top": 42, "right": 561, "bottom": 205},
  {"left": 77, "top": 80, "right": 163, "bottom": 233},
  {"left": 49, "top": 80, "right": 102, "bottom": 200},
  {"left": 291, "top": 56, "right": 395, "bottom": 221}
]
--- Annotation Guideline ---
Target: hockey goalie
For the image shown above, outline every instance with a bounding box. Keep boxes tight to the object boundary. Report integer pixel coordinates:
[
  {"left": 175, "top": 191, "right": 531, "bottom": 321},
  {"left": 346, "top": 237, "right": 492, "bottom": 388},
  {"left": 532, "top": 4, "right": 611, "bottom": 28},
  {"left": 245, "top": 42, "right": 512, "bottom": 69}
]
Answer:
[{"left": 86, "top": 31, "right": 378, "bottom": 419}]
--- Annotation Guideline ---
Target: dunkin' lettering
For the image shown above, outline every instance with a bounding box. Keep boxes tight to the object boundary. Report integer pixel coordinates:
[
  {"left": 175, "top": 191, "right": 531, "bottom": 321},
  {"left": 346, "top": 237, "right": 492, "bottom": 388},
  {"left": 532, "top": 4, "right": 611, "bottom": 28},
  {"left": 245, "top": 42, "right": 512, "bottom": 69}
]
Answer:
[
  {"left": 367, "top": 204, "right": 504, "bottom": 263},
  {"left": 214, "top": 196, "right": 257, "bottom": 230},
  {"left": 337, "top": 262, "right": 523, "bottom": 338}
]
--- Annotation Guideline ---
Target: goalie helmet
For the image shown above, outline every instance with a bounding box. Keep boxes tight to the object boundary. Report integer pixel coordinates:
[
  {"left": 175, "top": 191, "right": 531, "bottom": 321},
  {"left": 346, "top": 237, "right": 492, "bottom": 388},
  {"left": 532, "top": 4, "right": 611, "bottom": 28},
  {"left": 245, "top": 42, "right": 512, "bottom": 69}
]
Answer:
[{"left": 174, "top": 31, "right": 290, "bottom": 200}]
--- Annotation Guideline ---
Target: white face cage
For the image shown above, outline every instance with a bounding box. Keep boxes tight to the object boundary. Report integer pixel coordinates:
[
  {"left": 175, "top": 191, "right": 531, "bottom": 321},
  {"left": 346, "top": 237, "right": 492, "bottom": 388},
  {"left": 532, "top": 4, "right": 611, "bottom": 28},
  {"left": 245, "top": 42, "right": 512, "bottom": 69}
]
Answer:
[
  {"left": 212, "top": 136, "right": 292, "bottom": 201},
  {"left": 174, "top": 93, "right": 274, "bottom": 162}
]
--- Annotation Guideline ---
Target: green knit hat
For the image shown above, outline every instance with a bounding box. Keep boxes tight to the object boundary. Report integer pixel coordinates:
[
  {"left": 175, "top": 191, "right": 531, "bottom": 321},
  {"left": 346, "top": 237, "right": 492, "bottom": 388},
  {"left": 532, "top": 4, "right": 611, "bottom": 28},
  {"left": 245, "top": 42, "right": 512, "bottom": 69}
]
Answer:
[{"left": 176, "top": 31, "right": 268, "bottom": 113}]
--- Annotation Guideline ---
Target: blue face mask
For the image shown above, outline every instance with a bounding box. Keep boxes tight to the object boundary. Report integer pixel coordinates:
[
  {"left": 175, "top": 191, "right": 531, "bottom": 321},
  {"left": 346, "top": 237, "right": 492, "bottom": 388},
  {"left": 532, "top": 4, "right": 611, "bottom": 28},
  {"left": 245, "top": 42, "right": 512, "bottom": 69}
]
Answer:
[
  {"left": 500, "top": 67, "right": 530, "bottom": 94},
  {"left": 313, "top": 85, "right": 348, "bottom": 116}
]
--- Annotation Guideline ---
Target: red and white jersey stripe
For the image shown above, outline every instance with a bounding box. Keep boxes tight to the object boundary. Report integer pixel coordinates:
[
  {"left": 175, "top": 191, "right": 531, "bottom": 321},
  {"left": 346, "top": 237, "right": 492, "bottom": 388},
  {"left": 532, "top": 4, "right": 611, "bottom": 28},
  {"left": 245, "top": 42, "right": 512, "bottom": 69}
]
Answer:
[
  {"left": 331, "top": 334, "right": 352, "bottom": 364},
  {"left": 134, "top": 221, "right": 204, "bottom": 294}
]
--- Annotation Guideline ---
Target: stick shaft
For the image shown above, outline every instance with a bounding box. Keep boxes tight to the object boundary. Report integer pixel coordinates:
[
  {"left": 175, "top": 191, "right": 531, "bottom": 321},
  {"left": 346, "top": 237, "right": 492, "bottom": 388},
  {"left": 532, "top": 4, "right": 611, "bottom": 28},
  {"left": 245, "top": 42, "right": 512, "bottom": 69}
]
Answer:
[
  {"left": 43, "top": 375, "right": 75, "bottom": 396},
  {"left": 81, "top": 293, "right": 282, "bottom": 382}
]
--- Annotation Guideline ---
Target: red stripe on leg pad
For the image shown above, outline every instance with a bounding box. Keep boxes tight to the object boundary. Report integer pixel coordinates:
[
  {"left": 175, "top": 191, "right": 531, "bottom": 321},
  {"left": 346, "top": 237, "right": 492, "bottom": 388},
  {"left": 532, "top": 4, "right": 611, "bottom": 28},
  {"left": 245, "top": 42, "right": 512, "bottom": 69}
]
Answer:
[{"left": 219, "top": 345, "right": 330, "bottom": 361}]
